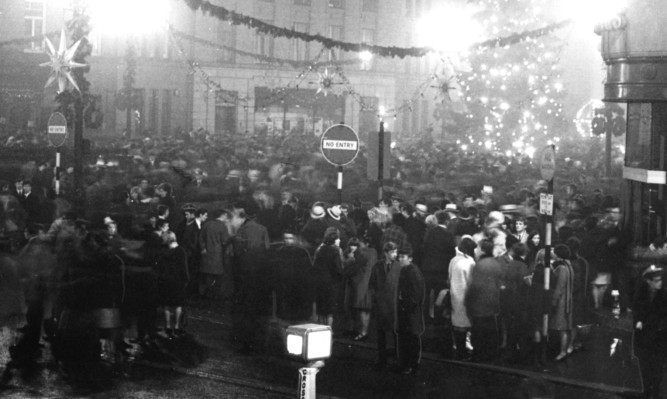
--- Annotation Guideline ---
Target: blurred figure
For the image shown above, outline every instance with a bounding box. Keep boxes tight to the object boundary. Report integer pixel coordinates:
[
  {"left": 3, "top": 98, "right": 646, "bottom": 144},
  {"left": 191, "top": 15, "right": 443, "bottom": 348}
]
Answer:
[
  {"left": 342, "top": 237, "right": 372, "bottom": 341},
  {"left": 395, "top": 249, "right": 425, "bottom": 374},
  {"left": 198, "top": 208, "right": 230, "bottom": 300},
  {"left": 369, "top": 241, "right": 400, "bottom": 370},
  {"left": 448, "top": 236, "right": 477, "bottom": 360},
  {"left": 155, "top": 231, "right": 189, "bottom": 336}
]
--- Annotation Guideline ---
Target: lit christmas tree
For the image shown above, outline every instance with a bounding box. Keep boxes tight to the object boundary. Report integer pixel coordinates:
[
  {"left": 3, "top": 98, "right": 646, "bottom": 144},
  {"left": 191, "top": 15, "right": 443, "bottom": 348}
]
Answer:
[{"left": 452, "top": 0, "right": 569, "bottom": 156}]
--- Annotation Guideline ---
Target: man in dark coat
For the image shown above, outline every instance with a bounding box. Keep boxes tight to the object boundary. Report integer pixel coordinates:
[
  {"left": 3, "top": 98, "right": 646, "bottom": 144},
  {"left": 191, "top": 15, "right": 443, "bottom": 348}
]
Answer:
[
  {"left": 230, "top": 201, "right": 270, "bottom": 354},
  {"left": 268, "top": 231, "right": 313, "bottom": 321},
  {"left": 395, "top": 249, "right": 425, "bottom": 374},
  {"left": 633, "top": 265, "right": 667, "bottom": 399},
  {"left": 420, "top": 210, "right": 456, "bottom": 320},
  {"left": 19, "top": 181, "right": 41, "bottom": 224},
  {"left": 198, "top": 208, "right": 230, "bottom": 299},
  {"left": 368, "top": 241, "right": 400, "bottom": 369}
]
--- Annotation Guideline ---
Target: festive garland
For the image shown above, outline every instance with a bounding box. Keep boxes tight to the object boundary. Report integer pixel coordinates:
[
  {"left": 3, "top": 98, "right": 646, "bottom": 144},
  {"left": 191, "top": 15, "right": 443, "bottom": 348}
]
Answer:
[
  {"left": 170, "top": 27, "right": 361, "bottom": 69},
  {"left": 182, "top": 0, "right": 572, "bottom": 57}
]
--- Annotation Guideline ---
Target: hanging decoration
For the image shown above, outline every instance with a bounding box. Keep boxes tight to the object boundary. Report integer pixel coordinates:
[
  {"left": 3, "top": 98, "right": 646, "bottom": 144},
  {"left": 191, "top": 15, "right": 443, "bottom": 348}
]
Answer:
[
  {"left": 169, "top": 26, "right": 360, "bottom": 69},
  {"left": 39, "top": 30, "right": 87, "bottom": 93},
  {"left": 182, "top": 0, "right": 571, "bottom": 57},
  {"left": 315, "top": 68, "right": 341, "bottom": 96}
]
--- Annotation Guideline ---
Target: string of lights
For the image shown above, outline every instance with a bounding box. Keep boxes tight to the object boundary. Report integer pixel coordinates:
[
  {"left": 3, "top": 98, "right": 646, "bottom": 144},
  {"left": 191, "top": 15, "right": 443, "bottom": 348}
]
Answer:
[{"left": 182, "top": 0, "right": 571, "bottom": 58}]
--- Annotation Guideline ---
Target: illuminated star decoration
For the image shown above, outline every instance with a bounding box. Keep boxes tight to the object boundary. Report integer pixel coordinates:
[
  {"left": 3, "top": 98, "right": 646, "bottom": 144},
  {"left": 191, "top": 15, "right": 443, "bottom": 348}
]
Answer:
[
  {"left": 316, "top": 68, "right": 340, "bottom": 96},
  {"left": 39, "top": 30, "right": 87, "bottom": 93}
]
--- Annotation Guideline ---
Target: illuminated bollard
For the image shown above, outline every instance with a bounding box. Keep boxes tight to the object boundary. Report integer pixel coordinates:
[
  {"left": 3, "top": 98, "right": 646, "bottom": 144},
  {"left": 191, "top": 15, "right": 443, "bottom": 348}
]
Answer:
[{"left": 285, "top": 324, "right": 332, "bottom": 399}]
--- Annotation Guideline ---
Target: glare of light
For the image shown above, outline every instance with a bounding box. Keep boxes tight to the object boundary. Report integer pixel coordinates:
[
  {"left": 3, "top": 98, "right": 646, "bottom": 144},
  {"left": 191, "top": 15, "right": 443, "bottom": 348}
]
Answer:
[
  {"left": 538, "top": 97, "right": 548, "bottom": 106},
  {"left": 484, "top": 140, "right": 493, "bottom": 150},
  {"left": 390, "top": 141, "right": 397, "bottom": 149},
  {"left": 525, "top": 145, "right": 536, "bottom": 158},
  {"left": 505, "top": 150, "right": 512, "bottom": 157},
  {"left": 415, "top": 3, "right": 484, "bottom": 53},
  {"left": 461, "top": 144, "right": 468, "bottom": 151},
  {"left": 556, "top": 0, "right": 628, "bottom": 28},
  {"left": 89, "top": 0, "right": 169, "bottom": 36},
  {"left": 500, "top": 102, "right": 510, "bottom": 111},
  {"left": 618, "top": 145, "right": 625, "bottom": 154},
  {"left": 554, "top": 82, "right": 564, "bottom": 92},
  {"left": 480, "top": 97, "right": 489, "bottom": 104},
  {"left": 359, "top": 51, "right": 373, "bottom": 62},
  {"left": 378, "top": 105, "right": 386, "bottom": 116}
]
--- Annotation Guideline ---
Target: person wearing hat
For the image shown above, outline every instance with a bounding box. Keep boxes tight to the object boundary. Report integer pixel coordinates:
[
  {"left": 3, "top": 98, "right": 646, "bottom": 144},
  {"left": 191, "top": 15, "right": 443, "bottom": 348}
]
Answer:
[
  {"left": 395, "top": 249, "right": 425, "bottom": 374},
  {"left": 325, "top": 204, "right": 350, "bottom": 247},
  {"left": 300, "top": 202, "right": 328, "bottom": 252},
  {"left": 633, "top": 265, "right": 667, "bottom": 399},
  {"left": 549, "top": 244, "right": 574, "bottom": 361}
]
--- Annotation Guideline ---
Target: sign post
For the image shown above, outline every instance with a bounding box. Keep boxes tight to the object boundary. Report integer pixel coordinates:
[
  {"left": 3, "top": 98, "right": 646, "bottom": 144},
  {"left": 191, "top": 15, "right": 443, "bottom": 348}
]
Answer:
[
  {"left": 320, "top": 124, "right": 360, "bottom": 204},
  {"left": 47, "top": 112, "right": 68, "bottom": 195},
  {"left": 538, "top": 144, "right": 556, "bottom": 364},
  {"left": 367, "top": 122, "right": 391, "bottom": 200}
]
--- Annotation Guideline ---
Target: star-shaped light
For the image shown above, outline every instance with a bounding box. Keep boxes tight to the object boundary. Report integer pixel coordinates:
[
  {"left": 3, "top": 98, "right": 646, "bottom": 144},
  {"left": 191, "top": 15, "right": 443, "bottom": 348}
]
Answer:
[
  {"left": 316, "top": 68, "right": 339, "bottom": 96},
  {"left": 39, "top": 30, "right": 87, "bottom": 93}
]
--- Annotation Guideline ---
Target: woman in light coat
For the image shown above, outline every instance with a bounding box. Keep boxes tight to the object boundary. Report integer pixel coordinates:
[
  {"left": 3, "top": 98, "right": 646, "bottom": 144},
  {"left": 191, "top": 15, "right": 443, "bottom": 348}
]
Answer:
[{"left": 448, "top": 236, "right": 477, "bottom": 359}]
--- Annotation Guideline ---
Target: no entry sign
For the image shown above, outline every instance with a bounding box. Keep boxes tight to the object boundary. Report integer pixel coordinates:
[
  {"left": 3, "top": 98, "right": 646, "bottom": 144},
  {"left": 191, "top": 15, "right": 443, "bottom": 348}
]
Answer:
[
  {"left": 47, "top": 112, "right": 68, "bottom": 147},
  {"left": 320, "top": 124, "right": 359, "bottom": 166}
]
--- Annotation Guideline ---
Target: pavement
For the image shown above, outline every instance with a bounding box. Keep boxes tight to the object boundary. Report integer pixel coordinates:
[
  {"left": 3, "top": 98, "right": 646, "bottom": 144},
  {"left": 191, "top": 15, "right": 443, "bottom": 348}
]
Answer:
[{"left": 0, "top": 298, "right": 645, "bottom": 398}]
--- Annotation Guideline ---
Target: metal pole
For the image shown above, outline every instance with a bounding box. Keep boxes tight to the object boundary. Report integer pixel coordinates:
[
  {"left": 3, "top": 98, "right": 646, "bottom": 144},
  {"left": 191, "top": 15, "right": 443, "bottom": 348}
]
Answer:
[
  {"left": 337, "top": 166, "right": 343, "bottom": 204},
  {"left": 605, "top": 110, "right": 612, "bottom": 177},
  {"left": 541, "top": 177, "right": 554, "bottom": 363},
  {"left": 297, "top": 361, "right": 324, "bottom": 399},
  {"left": 73, "top": 95, "right": 85, "bottom": 214},
  {"left": 55, "top": 151, "right": 61, "bottom": 196},
  {"left": 378, "top": 121, "right": 384, "bottom": 201}
]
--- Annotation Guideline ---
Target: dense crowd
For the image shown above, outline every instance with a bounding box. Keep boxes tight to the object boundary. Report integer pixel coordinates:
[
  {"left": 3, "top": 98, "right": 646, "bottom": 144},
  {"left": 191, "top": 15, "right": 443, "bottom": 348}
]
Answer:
[{"left": 1, "top": 126, "right": 661, "bottom": 392}]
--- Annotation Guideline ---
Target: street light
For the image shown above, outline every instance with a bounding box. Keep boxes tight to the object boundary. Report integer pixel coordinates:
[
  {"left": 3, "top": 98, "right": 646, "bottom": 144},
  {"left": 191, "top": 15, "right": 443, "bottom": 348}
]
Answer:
[{"left": 285, "top": 324, "right": 332, "bottom": 399}]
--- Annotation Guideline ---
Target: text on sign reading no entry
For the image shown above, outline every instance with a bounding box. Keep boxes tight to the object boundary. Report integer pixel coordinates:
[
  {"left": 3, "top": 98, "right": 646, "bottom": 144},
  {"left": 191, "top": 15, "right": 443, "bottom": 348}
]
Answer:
[
  {"left": 320, "top": 124, "right": 360, "bottom": 166},
  {"left": 47, "top": 112, "right": 68, "bottom": 147}
]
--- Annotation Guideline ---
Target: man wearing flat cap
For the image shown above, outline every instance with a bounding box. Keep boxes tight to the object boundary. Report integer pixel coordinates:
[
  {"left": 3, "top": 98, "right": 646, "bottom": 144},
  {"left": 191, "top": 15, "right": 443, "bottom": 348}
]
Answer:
[{"left": 633, "top": 265, "right": 667, "bottom": 399}]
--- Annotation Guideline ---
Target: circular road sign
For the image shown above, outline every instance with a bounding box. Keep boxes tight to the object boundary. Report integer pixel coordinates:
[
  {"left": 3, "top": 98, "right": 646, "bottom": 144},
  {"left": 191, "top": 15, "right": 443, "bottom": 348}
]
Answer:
[
  {"left": 538, "top": 145, "right": 556, "bottom": 181},
  {"left": 47, "top": 112, "right": 68, "bottom": 147},
  {"left": 320, "top": 124, "right": 360, "bottom": 166}
]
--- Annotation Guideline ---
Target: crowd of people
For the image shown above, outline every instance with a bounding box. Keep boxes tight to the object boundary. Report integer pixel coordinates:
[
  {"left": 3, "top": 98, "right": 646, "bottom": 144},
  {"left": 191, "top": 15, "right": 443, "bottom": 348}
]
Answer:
[{"left": 0, "top": 126, "right": 662, "bottom": 393}]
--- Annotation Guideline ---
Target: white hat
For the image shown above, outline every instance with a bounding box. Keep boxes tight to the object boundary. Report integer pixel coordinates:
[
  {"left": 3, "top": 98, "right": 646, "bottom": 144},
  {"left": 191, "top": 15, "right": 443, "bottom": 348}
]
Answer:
[
  {"left": 327, "top": 205, "right": 342, "bottom": 221},
  {"left": 311, "top": 204, "right": 326, "bottom": 219},
  {"left": 415, "top": 203, "right": 428, "bottom": 214}
]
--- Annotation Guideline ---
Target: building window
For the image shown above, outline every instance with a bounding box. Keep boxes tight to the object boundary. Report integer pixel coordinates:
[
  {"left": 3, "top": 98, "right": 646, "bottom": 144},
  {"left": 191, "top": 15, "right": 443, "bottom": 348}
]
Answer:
[
  {"left": 215, "top": 90, "right": 238, "bottom": 135},
  {"left": 217, "top": 23, "right": 236, "bottom": 63},
  {"left": 255, "top": 23, "right": 275, "bottom": 59},
  {"left": 24, "top": 0, "right": 45, "bottom": 52},
  {"left": 294, "top": 0, "right": 311, "bottom": 5},
  {"left": 328, "top": 0, "right": 344, "bottom": 9},
  {"left": 161, "top": 90, "right": 172, "bottom": 135},
  {"left": 150, "top": 89, "right": 159, "bottom": 134},
  {"left": 362, "top": 0, "right": 378, "bottom": 12},
  {"left": 292, "top": 23, "right": 309, "bottom": 61},
  {"left": 328, "top": 25, "right": 342, "bottom": 61}
]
